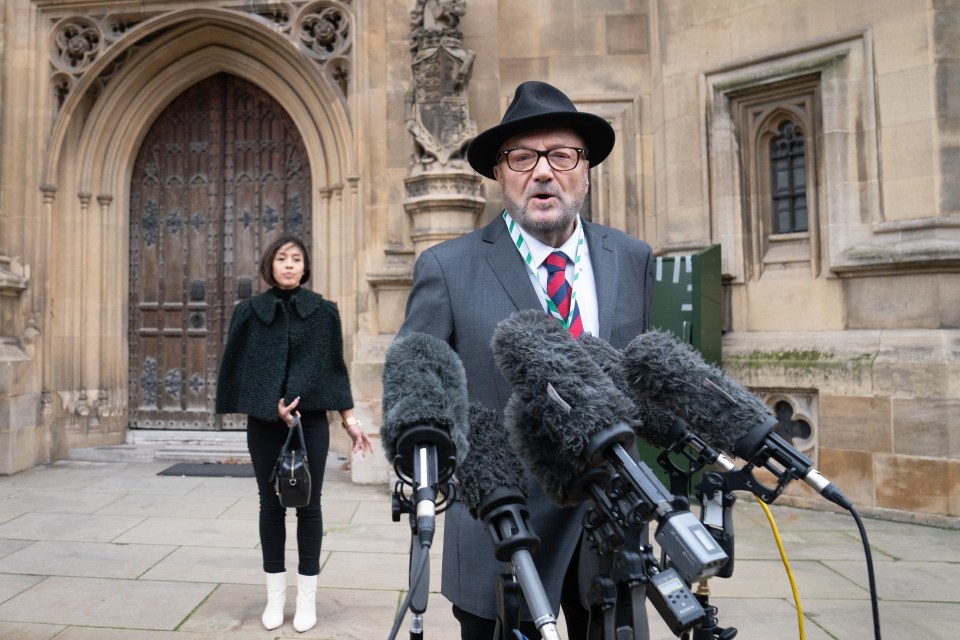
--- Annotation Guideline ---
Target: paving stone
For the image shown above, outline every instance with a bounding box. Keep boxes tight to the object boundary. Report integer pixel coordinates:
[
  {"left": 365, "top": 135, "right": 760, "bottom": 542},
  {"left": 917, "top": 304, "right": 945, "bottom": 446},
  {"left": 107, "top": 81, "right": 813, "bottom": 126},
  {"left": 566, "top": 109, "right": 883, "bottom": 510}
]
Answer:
[
  {"left": 0, "top": 540, "right": 176, "bottom": 579},
  {"left": 0, "top": 576, "right": 215, "bottom": 629},
  {"left": 94, "top": 493, "right": 242, "bottom": 519},
  {"left": 113, "top": 515, "right": 261, "bottom": 548},
  {"left": 0, "top": 537, "right": 32, "bottom": 559},
  {"left": 0, "top": 489, "right": 122, "bottom": 515},
  {"left": 0, "top": 621, "right": 64, "bottom": 640},
  {"left": 0, "top": 512, "right": 146, "bottom": 543},
  {"left": 1, "top": 458, "right": 956, "bottom": 639}
]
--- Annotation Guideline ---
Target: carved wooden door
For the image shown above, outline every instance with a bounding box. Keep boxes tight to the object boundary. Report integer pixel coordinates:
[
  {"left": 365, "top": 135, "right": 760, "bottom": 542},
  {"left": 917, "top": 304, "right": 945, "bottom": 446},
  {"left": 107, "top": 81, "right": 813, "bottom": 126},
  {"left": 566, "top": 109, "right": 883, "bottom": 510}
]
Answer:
[{"left": 129, "top": 73, "right": 311, "bottom": 430}]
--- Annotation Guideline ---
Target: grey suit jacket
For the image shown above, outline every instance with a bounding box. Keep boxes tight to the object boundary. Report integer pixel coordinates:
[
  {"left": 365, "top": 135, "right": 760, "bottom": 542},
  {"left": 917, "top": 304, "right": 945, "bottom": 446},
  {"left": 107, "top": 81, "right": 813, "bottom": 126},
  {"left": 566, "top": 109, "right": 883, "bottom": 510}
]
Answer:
[{"left": 399, "top": 214, "right": 654, "bottom": 622}]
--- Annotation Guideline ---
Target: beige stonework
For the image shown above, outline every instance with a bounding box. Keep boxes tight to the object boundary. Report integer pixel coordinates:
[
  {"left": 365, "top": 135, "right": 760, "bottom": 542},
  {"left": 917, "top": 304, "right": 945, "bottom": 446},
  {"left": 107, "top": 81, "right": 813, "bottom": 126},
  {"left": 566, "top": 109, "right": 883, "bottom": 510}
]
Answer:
[
  {"left": 845, "top": 274, "right": 955, "bottom": 330},
  {"left": 0, "top": 0, "right": 957, "bottom": 527},
  {"left": 819, "top": 395, "right": 894, "bottom": 453},
  {"left": 893, "top": 398, "right": 960, "bottom": 459},
  {"left": 876, "top": 453, "right": 950, "bottom": 515},
  {"left": 724, "top": 328, "right": 958, "bottom": 521},
  {"left": 950, "top": 461, "right": 960, "bottom": 517},
  {"left": 818, "top": 448, "right": 875, "bottom": 509}
]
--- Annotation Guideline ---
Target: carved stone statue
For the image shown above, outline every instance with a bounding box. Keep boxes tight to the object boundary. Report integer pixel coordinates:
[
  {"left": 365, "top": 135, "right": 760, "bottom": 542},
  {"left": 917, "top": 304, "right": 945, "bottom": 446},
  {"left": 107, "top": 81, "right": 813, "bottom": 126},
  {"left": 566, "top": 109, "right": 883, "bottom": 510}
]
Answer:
[
  {"left": 406, "top": 0, "right": 477, "bottom": 170},
  {"left": 402, "top": 0, "right": 484, "bottom": 256}
]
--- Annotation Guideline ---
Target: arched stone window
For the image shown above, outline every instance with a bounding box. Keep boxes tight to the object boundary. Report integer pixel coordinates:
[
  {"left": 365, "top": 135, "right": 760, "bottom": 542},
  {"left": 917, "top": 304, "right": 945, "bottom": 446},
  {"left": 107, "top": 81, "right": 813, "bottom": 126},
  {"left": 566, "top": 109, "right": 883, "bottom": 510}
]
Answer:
[
  {"left": 769, "top": 121, "right": 808, "bottom": 234},
  {"left": 729, "top": 75, "right": 821, "bottom": 279},
  {"left": 705, "top": 34, "right": 883, "bottom": 285}
]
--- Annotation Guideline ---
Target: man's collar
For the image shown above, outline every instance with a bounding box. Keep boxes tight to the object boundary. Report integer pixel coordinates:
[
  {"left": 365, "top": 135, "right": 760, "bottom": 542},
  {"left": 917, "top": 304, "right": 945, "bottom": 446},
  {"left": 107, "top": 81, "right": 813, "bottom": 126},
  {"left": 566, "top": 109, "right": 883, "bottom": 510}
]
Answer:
[{"left": 506, "top": 213, "right": 585, "bottom": 266}]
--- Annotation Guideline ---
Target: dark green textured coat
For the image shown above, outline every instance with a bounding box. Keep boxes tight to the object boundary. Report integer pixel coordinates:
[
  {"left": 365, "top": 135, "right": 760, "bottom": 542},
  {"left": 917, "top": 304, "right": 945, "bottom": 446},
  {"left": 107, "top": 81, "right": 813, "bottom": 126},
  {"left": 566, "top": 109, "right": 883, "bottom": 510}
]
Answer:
[{"left": 215, "top": 287, "right": 354, "bottom": 422}]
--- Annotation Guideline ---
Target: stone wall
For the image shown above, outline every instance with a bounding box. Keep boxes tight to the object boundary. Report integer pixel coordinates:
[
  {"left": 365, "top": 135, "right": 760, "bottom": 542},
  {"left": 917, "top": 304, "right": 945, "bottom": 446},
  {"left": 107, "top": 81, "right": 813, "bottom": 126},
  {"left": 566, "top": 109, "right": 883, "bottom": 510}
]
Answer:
[
  {"left": 0, "top": 0, "right": 956, "bottom": 525},
  {"left": 724, "top": 329, "right": 959, "bottom": 524}
]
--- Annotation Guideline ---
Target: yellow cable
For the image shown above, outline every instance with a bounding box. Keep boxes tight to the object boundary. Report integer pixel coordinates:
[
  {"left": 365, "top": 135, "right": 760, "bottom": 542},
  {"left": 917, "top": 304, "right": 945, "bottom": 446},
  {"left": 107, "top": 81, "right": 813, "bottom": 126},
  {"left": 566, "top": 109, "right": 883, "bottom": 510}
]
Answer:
[{"left": 754, "top": 495, "right": 806, "bottom": 639}]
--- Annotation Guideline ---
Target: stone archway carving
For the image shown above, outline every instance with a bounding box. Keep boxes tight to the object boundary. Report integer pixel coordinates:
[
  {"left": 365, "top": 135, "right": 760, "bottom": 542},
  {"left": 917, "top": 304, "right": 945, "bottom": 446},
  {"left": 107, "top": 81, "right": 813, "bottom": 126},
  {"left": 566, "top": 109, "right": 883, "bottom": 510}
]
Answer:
[
  {"left": 47, "top": 4, "right": 354, "bottom": 115},
  {"left": 40, "top": 10, "right": 357, "bottom": 447}
]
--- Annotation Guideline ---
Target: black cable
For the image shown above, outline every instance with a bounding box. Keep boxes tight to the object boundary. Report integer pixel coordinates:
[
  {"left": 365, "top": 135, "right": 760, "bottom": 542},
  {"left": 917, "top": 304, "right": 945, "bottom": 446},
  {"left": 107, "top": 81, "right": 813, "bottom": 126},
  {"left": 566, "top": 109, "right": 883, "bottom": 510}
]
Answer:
[
  {"left": 847, "top": 504, "right": 882, "bottom": 639},
  {"left": 387, "top": 540, "right": 432, "bottom": 640}
]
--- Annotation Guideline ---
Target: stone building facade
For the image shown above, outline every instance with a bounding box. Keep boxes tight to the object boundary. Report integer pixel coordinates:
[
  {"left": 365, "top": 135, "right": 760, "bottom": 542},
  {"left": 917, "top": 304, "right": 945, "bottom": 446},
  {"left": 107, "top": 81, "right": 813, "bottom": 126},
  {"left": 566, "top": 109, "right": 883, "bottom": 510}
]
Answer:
[{"left": 0, "top": 0, "right": 957, "bottom": 525}]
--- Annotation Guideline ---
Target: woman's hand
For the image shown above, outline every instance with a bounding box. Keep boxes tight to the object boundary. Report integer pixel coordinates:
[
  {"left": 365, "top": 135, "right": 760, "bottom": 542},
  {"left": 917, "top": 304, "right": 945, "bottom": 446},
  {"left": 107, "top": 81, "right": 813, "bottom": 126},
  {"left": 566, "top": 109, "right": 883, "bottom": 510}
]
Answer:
[
  {"left": 342, "top": 417, "right": 374, "bottom": 458},
  {"left": 278, "top": 396, "right": 301, "bottom": 427}
]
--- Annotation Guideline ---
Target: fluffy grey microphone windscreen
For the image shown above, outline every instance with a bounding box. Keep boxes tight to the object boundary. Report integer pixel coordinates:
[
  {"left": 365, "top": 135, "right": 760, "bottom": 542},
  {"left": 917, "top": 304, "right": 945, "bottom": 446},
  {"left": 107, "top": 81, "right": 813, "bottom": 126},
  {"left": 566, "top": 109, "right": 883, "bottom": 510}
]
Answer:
[
  {"left": 456, "top": 403, "right": 528, "bottom": 517},
  {"left": 504, "top": 394, "right": 589, "bottom": 507},
  {"left": 622, "top": 330, "right": 773, "bottom": 450},
  {"left": 576, "top": 333, "right": 678, "bottom": 449},
  {"left": 380, "top": 332, "right": 470, "bottom": 463},
  {"left": 491, "top": 309, "right": 637, "bottom": 458}
]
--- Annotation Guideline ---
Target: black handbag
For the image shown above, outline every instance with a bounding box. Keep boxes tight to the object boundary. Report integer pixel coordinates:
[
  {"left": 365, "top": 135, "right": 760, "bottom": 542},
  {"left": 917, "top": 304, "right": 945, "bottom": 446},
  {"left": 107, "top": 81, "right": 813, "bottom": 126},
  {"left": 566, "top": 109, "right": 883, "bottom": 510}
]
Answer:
[{"left": 270, "top": 416, "right": 312, "bottom": 508}]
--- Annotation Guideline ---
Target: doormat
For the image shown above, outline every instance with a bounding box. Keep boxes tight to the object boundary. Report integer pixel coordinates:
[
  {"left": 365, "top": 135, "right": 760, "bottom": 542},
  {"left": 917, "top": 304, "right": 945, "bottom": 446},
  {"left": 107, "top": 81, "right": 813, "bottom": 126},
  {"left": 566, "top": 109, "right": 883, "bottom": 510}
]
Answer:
[{"left": 158, "top": 462, "right": 255, "bottom": 478}]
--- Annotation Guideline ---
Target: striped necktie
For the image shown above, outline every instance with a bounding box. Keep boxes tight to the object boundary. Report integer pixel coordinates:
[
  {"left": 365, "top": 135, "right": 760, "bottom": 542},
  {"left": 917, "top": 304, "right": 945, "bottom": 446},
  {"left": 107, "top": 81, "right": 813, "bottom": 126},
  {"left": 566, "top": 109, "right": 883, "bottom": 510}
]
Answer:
[{"left": 544, "top": 251, "right": 583, "bottom": 338}]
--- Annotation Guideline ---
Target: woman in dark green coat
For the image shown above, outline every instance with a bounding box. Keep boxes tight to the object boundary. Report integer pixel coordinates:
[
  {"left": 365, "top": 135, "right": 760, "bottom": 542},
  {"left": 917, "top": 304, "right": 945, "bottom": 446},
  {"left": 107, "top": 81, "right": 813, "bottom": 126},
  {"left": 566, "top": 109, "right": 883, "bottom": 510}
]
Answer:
[{"left": 216, "top": 234, "right": 372, "bottom": 632}]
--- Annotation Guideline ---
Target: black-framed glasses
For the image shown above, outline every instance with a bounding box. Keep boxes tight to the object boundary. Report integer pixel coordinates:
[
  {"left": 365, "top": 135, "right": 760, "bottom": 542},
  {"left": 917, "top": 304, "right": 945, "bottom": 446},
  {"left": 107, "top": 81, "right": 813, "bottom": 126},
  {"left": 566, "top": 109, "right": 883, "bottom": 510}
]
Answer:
[{"left": 497, "top": 147, "right": 586, "bottom": 172}]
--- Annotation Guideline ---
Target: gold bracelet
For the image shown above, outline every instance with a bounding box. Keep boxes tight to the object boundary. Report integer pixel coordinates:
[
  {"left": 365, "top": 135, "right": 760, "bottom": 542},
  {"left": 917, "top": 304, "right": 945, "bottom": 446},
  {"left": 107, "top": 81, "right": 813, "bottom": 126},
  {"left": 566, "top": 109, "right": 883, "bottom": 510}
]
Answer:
[{"left": 343, "top": 416, "right": 360, "bottom": 429}]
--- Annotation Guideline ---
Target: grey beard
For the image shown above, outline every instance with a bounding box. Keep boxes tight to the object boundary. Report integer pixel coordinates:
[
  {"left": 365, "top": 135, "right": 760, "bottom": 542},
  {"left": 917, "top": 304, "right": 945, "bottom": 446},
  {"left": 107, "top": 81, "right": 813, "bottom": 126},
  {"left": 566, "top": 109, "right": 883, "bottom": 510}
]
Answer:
[{"left": 504, "top": 193, "right": 584, "bottom": 246}]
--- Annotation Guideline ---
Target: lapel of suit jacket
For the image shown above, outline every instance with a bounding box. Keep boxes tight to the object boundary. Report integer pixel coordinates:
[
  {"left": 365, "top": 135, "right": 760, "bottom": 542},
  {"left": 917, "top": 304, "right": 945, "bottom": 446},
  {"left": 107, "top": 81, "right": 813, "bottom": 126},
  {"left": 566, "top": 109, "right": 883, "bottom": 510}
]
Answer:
[
  {"left": 583, "top": 221, "right": 617, "bottom": 342},
  {"left": 481, "top": 215, "right": 543, "bottom": 312}
]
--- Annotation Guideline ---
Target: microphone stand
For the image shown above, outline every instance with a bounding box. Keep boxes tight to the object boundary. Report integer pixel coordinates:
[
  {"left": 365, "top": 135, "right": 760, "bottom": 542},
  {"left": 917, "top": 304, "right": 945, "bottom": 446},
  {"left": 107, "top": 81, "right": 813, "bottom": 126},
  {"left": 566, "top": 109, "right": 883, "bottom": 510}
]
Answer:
[
  {"left": 407, "top": 520, "right": 429, "bottom": 640},
  {"left": 494, "top": 574, "right": 524, "bottom": 640},
  {"left": 390, "top": 425, "right": 457, "bottom": 640},
  {"left": 684, "top": 472, "right": 738, "bottom": 640},
  {"left": 584, "top": 535, "right": 657, "bottom": 640},
  {"left": 654, "top": 433, "right": 738, "bottom": 640},
  {"left": 574, "top": 463, "right": 708, "bottom": 638},
  {"left": 478, "top": 486, "right": 562, "bottom": 640}
]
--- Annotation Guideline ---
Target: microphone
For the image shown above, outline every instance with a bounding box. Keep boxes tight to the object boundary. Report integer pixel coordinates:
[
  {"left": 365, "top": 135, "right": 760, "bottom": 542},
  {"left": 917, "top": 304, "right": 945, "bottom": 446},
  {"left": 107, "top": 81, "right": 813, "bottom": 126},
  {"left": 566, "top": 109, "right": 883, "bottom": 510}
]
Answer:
[
  {"left": 493, "top": 310, "right": 728, "bottom": 583},
  {"left": 577, "top": 332, "right": 737, "bottom": 473},
  {"left": 622, "top": 330, "right": 852, "bottom": 509},
  {"left": 492, "top": 311, "right": 639, "bottom": 458},
  {"left": 503, "top": 393, "right": 597, "bottom": 508},
  {"left": 578, "top": 333, "right": 740, "bottom": 579},
  {"left": 457, "top": 402, "right": 561, "bottom": 640},
  {"left": 381, "top": 332, "right": 470, "bottom": 546},
  {"left": 578, "top": 333, "right": 685, "bottom": 449},
  {"left": 493, "top": 310, "right": 633, "bottom": 510}
]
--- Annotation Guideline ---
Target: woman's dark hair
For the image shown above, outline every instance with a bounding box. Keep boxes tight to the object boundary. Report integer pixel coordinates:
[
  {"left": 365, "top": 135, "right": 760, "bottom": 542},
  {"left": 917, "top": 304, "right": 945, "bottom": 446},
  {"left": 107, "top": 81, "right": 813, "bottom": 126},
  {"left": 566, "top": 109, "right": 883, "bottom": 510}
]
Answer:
[{"left": 259, "top": 234, "right": 311, "bottom": 287}]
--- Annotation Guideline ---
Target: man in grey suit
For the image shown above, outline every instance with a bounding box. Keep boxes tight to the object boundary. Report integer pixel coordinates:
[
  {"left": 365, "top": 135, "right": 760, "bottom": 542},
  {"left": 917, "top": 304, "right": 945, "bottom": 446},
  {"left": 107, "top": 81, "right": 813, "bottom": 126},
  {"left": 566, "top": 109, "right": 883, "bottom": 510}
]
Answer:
[{"left": 399, "top": 80, "right": 653, "bottom": 640}]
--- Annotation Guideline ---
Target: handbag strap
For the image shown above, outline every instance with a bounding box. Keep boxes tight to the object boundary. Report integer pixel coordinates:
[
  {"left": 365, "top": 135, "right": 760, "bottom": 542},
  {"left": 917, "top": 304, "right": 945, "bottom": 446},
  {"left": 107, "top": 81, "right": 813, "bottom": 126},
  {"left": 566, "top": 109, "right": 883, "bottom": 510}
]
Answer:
[{"left": 284, "top": 415, "right": 309, "bottom": 460}]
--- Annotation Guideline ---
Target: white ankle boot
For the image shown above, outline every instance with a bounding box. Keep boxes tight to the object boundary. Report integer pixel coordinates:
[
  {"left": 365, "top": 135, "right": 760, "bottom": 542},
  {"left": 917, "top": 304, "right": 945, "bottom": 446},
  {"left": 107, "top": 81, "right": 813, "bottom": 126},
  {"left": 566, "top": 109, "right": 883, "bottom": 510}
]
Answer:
[
  {"left": 293, "top": 572, "right": 318, "bottom": 632},
  {"left": 262, "top": 571, "right": 287, "bottom": 630}
]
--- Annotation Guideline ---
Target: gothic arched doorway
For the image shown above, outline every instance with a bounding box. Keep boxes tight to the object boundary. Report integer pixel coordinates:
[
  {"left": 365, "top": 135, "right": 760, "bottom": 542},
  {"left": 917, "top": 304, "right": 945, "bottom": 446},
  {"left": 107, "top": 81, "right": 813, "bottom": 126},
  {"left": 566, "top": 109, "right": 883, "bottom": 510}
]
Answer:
[{"left": 128, "top": 73, "right": 312, "bottom": 431}]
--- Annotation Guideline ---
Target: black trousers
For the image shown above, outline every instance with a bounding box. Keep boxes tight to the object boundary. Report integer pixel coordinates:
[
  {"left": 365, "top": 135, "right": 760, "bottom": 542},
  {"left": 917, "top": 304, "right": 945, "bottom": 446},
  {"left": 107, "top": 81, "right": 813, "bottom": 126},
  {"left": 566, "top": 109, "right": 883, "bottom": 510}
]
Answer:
[
  {"left": 247, "top": 411, "right": 329, "bottom": 576},
  {"left": 452, "top": 538, "right": 590, "bottom": 640}
]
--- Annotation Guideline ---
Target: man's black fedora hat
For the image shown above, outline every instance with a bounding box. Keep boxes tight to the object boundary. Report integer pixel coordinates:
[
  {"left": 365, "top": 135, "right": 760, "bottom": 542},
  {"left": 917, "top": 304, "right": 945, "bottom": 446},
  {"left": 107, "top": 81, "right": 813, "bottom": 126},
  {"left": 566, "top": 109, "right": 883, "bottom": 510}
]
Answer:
[{"left": 466, "top": 80, "right": 615, "bottom": 180}]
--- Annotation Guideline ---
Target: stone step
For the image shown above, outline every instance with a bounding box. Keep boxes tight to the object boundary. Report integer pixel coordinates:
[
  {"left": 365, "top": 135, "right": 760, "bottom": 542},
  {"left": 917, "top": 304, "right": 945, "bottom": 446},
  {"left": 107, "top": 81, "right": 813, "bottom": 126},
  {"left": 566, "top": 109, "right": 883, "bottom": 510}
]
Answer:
[
  {"left": 153, "top": 446, "right": 251, "bottom": 463},
  {"left": 68, "top": 444, "right": 157, "bottom": 464},
  {"left": 69, "top": 429, "right": 251, "bottom": 464},
  {"left": 126, "top": 429, "right": 247, "bottom": 446}
]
